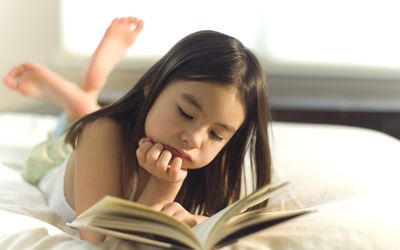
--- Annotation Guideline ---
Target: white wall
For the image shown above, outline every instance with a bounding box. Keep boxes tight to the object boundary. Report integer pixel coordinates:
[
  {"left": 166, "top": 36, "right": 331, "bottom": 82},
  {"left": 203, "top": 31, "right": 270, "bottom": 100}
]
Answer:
[
  {"left": 0, "top": 0, "right": 60, "bottom": 112},
  {"left": 1, "top": 0, "right": 399, "bottom": 115}
]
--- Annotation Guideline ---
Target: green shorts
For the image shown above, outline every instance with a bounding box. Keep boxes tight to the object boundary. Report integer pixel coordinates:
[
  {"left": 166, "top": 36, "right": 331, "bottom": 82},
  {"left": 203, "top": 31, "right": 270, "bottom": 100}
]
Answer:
[{"left": 22, "top": 134, "right": 72, "bottom": 186}]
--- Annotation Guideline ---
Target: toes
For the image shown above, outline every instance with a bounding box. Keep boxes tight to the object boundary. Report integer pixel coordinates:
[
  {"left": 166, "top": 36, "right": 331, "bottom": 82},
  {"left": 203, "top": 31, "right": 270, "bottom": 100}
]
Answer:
[
  {"left": 3, "top": 75, "right": 16, "bottom": 88},
  {"left": 129, "top": 19, "right": 144, "bottom": 33},
  {"left": 3, "top": 67, "right": 21, "bottom": 89}
]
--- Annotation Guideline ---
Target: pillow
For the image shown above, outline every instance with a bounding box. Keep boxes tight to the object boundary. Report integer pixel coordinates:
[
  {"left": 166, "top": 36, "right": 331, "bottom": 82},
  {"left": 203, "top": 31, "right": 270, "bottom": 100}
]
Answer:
[
  {"left": 230, "top": 193, "right": 400, "bottom": 250},
  {"left": 267, "top": 122, "right": 400, "bottom": 209}
]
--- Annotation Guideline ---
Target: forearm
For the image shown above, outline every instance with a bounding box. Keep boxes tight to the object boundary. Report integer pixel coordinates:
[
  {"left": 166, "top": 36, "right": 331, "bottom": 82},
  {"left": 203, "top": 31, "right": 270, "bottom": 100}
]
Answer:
[{"left": 137, "top": 176, "right": 182, "bottom": 206}]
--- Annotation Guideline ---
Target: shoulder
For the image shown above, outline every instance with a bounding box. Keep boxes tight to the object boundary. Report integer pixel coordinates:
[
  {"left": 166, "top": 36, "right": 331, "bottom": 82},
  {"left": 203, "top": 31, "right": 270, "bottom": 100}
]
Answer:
[
  {"left": 81, "top": 117, "right": 122, "bottom": 137},
  {"left": 75, "top": 117, "right": 124, "bottom": 161},
  {"left": 71, "top": 117, "right": 125, "bottom": 188},
  {"left": 70, "top": 118, "right": 126, "bottom": 222},
  {"left": 77, "top": 118, "right": 123, "bottom": 145}
]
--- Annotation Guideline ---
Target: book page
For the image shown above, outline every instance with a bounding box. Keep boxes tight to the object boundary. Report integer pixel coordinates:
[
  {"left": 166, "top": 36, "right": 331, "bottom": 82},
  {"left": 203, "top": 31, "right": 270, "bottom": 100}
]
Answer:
[
  {"left": 69, "top": 196, "right": 201, "bottom": 249},
  {"left": 80, "top": 224, "right": 173, "bottom": 249},
  {"left": 215, "top": 208, "right": 313, "bottom": 246},
  {"left": 89, "top": 216, "right": 197, "bottom": 248},
  {"left": 192, "top": 182, "right": 288, "bottom": 249},
  {"left": 192, "top": 203, "right": 236, "bottom": 248}
]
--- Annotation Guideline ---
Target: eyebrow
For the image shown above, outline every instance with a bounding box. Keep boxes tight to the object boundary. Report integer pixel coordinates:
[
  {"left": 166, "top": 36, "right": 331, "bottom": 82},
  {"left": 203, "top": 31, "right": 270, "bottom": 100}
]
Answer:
[{"left": 181, "top": 93, "right": 237, "bottom": 133}]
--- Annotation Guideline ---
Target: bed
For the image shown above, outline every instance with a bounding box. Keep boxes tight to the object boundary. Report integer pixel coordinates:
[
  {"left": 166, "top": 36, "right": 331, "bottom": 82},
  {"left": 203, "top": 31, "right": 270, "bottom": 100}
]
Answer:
[{"left": 0, "top": 112, "right": 399, "bottom": 249}]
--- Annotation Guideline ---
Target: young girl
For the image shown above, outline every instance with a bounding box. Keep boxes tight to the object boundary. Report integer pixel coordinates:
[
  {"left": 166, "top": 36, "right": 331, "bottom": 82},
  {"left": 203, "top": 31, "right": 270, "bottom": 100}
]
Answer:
[{"left": 4, "top": 17, "right": 272, "bottom": 244}]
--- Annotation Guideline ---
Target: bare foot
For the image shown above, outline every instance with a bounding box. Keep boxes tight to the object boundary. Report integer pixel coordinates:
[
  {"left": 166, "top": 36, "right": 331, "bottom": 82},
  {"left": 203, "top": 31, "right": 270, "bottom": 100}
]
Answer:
[
  {"left": 84, "top": 16, "right": 144, "bottom": 97},
  {"left": 3, "top": 62, "right": 99, "bottom": 120}
]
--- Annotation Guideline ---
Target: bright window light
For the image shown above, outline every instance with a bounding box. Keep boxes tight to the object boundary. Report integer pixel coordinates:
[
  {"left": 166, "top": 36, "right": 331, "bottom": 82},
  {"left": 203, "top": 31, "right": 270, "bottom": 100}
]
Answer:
[
  {"left": 263, "top": 0, "right": 400, "bottom": 70},
  {"left": 61, "top": 0, "right": 400, "bottom": 73},
  {"left": 60, "top": 0, "right": 266, "bottom": 61}
]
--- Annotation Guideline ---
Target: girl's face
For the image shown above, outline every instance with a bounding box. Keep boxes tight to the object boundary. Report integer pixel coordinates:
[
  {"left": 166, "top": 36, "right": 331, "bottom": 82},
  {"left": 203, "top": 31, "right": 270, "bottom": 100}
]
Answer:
[{"left": 145, "top": 79, "right": 245, "bottom": 170}]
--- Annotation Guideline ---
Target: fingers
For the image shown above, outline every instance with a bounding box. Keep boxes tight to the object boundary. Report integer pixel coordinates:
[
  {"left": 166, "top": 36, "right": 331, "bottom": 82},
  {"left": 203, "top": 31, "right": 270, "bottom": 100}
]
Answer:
[
  {"left": 136, "top": 137, "right": 186, "bottom": 183},
  {"left": 156, "top": 150, "right": 173, "bottom": 172},
  {"left": 152, "top": 202, "right": 197, "bottom": 227},
  {"left": 168, "top": 157, "right": 186, "bottom": 181},
  {"left": 160, "top": 202, "right": 180, "bottom": 216},
  {"left": 151, "top": 202, "right": 167, "bottom": 212},
  {"left": 154, "top": 202, "right": 183, "bottom": 217},
  {"left": 136, "top": 138, "right": 153, "bottom": 167},
  {"left": 146, "top": 143, "right": 164, "bottom": 167}
]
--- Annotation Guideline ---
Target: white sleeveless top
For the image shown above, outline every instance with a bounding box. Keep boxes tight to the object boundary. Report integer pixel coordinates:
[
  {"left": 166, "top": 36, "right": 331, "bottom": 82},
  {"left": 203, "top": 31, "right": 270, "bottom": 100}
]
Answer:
[{"left": 39, "top": 158, "right": 138, "bottom": 223}]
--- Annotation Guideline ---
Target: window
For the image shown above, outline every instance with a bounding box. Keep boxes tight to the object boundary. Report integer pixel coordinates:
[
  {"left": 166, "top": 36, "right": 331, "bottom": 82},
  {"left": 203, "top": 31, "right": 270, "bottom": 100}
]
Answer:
[
  {"left": 60, "top": 0, "right": 266, "bottom": 68},
  {"left": 262, "top": 0, "right": 400, "bottom": 76},
  {"left": 61, "top": 0, "right": 400, "bottom": 76}
]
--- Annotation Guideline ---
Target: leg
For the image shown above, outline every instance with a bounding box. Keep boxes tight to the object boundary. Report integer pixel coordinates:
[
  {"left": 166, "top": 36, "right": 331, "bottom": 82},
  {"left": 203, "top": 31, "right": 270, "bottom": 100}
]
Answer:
[
  {"left": 3, "top": 16, "right": 144, "bottom": 120},
  {"left": 3, "top": 62, "right": 99, "bottom": 121},
  {"left": 3, "top": 63, "right": 93, "bottom": 184},
  {"left": 83, "top": 16, "right": 144, "bottom": 99}
]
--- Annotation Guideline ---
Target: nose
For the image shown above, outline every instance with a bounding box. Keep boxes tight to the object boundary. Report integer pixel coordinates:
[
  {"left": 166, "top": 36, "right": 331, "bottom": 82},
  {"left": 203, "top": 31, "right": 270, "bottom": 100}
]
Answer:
[{"left": 181, "top": 126, "right": 205, "bottom": 149}]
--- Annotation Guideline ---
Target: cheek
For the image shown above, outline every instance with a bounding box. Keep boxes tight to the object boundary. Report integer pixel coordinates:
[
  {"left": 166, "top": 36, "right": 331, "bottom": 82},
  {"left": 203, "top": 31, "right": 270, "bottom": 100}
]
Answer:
[
  {"left": 145, "top": 108, "right": 174, "bottom": 140},
  {"left": 145, "top": 114, "right": 161, "bottom": 140},
  {"left": 193, "top": 144, "right": 224, "bottom": 168}
]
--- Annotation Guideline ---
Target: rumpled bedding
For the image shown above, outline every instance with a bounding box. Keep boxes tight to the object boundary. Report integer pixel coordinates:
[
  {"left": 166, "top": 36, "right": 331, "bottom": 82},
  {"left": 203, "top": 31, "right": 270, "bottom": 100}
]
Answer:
[{"left": 0, "top": 112, "right": 399, "bottom": 250}]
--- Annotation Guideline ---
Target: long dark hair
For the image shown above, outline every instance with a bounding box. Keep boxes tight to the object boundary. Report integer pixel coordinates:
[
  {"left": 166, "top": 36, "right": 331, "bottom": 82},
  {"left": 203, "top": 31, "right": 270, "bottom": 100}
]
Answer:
[{"left": 65, "top": 30, "right": 271, "bottom": 215}]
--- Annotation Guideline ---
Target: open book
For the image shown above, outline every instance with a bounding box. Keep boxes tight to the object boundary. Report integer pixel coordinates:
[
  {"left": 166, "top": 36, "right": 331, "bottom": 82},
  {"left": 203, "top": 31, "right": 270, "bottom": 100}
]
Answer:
[{"left": 68, "top": 182, "right": 312, "bottom": 250}]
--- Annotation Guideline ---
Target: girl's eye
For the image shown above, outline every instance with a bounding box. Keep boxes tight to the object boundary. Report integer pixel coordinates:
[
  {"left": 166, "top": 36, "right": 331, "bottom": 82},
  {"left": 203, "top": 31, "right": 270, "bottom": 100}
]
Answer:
[
  {"left": 178, "top": 106, "right": 193, "bottom": 120},
  {"left": 210, "top": 131, "right": 223, "bottom": 141}
]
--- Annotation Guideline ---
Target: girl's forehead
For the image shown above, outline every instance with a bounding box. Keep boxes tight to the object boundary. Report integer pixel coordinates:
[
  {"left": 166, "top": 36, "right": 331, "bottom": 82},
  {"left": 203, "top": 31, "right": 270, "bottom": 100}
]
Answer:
[{"left": 167, "top": 79, "right": 241, "bottom": 102}]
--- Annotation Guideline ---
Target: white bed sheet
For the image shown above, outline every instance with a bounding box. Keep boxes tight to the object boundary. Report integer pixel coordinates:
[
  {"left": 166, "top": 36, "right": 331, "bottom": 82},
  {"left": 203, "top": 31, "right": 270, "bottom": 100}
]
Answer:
[{"left": 0, "top": 112, "right": 399, "bottom": 250}]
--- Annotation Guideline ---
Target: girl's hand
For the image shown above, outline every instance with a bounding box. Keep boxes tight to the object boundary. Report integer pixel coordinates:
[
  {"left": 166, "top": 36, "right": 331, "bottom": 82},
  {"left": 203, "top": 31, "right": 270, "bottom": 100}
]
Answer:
[
  {"left": 136, "top": 137, "right": 187, "bottom": 184},
  {"left": 152, "top": 202, "right": 198, "bottom": 227}
]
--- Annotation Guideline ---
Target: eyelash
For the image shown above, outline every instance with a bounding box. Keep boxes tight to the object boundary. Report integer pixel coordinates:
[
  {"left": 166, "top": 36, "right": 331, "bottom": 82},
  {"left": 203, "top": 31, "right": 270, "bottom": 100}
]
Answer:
[
  {"left": 210, "top": 131, "right": 223, "bottom": 141},
  {"left": 178, "top": 106, "right": 193, "bottom": 120},
  {"left": 177, "top": 106, "right": 224, "bottom": 142}
]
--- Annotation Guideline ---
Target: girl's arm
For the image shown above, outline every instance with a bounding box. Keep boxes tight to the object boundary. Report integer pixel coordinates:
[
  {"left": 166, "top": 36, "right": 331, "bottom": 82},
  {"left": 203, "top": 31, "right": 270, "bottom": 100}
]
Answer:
[
  {"left": 137, "top": 175, "right": 184, "bottom": 206},
  {"left": 72, "top": 118, "right": 125, "bottom": 243},
  {"left": 136, "top": 139, "right": 208, "bottom": 226}
]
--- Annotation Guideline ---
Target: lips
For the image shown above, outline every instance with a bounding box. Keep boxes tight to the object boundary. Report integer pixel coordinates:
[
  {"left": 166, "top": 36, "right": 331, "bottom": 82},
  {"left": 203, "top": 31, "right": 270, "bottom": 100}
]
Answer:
[{"left": 165, "top": 145, "right": 192, "bottom": 161}]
